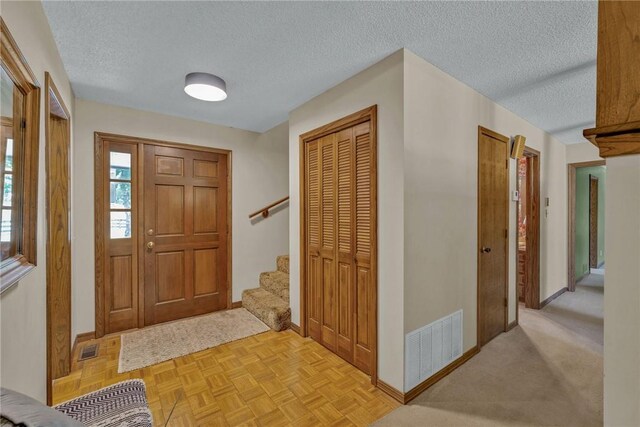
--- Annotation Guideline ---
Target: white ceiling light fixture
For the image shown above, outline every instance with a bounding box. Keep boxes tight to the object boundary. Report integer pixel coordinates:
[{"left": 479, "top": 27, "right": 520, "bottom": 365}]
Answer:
[{"left": 184, "top": 72, "right": 227, "bottom": 101}]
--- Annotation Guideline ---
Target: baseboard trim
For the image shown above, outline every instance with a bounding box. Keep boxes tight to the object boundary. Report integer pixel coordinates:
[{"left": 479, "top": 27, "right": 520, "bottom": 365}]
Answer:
[
  {"left": 376, "top": 346, "right": 480, "bottom": 404},
  {"left": 540, "top": 287, "right": 568, "bottom": 309},
  {"left": 289, "top": 322, "right": 300, "bottom": 334},
  {"left": 404, "top": 345, "right": 480, "bottom": 403},
  {"left": 506, "top": 320, "right": 518, "bottom": 331},
  {"left": 377, "top": 380, "right": 404, "bottom": 404},
  {"left": 71, "top": 331, "right": 96, "bottom": 358},
  {"left": 231, "top": 301, "right": 243, "bottom": 309}
]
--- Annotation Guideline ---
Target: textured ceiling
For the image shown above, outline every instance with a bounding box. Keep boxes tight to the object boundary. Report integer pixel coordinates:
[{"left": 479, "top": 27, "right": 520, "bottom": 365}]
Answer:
[{"left": 42, "top": 1, "right": 597, "bottom": 143}]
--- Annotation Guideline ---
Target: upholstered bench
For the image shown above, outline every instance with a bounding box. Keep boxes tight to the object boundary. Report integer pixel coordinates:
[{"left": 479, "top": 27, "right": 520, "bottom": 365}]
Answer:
[{"left": 1, "top": 380, "right": 152, "bottom": 427}]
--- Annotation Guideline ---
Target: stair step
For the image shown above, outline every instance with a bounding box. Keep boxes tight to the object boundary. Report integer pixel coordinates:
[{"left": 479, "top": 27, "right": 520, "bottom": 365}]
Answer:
[
  {"left": 259, "top": 271, "right": 289, "bottom": 302},
  {"left": 277, "top": 255, "right": 289, "bottom": 274},
  {"left": 242, "top": 288, "right": 290, "bottom": 332}
]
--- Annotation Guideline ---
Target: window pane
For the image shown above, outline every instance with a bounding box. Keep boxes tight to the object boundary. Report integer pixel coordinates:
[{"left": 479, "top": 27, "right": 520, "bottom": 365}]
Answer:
[
  {"left": 4, "top": 139, "right": 12, "bottom": 172},
  {"left": 110, "top": 152, "right": 131, "bottom": 180},
  {"left": 110, "top": 182, "right": 131, "bottom": 209},
  {"left": 110, "top": 211, "right": 132, "bottom": 239},
  {"left": 1, "top": 208, "right": 11, "bottom": 242},
  {"left": 2, "top": 173, "right": 11, "bottom": 207}
]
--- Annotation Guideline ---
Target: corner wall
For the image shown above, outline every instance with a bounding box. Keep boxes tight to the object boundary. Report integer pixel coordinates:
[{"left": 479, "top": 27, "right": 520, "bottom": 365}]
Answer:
[
  {"left": 403, "top": 50, "right": 568, "bottom": 351},
  {"left": 604, "top": 154, "right": 640, "bottom": 426},
  {"left": 288, "top": 50, "right": 406, "bottom": 391},
  {"left": 0, "top": 1, "right": 74, "bottom": 401},
  {"left": 72, "top": 100, "right": 289, "bottom": 337}
]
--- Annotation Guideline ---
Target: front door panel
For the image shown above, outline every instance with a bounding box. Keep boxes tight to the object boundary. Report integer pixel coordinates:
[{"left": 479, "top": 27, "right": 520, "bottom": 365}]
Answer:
[{"left": 144, "top": 144, "right": 228, "bottom": 325}]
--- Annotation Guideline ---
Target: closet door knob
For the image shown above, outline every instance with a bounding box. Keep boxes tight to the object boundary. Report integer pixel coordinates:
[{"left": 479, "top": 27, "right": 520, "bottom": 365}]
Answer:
[{"left": 481, "top": 247, "right": 492, "bottom": 253}]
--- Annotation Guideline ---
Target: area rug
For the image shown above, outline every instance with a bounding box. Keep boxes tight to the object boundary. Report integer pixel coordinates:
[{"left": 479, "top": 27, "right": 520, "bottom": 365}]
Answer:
[
  {"left": 54, "top": 380, "right": 152, "bottom": 427},
  {"left": 118, "top": 308, "right": 269, "bottom": 373}
]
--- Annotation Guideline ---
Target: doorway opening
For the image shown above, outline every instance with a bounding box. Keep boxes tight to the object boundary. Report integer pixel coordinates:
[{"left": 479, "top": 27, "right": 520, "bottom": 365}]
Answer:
[
  {"left": 568, "top": 161, "right": 606, "bottom": 291},
  {"left": 516, "top": 148, "right": 540, "bottom": 313}
]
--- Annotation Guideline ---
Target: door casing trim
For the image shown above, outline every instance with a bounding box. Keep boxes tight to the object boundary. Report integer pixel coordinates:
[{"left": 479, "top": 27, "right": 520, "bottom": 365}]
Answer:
[
  {"left": 94, "top": 132, "right": 232, "bottom": 338},
  {"left": 45, "top": 72, "right": 71, "bottom": 405},
  {"left": 298, "top": 105, "right": 378, "bottom": 385}
]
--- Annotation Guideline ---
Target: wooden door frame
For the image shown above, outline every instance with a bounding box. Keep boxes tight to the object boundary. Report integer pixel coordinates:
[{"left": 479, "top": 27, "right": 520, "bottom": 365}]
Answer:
[
  {"left": 476, "top": 126, "right": 510, "bottom": 349},
  {"left": 567, "top": 160, "right": 605, "bottom": 291},
  {"left": 94, "top": 132, "right": 233, "bottom": 338},
  {"left": 589, "top": 175, "right": 599, "bottom": 269},
  {"left": 45, "top": 73, "right": 71, "bottom": 405},
  {"left": 298, "top": 105, "right": 378, "bottom": 385},
  {"left": 515, "top": 147, "right": 541, "bottom": 312}
]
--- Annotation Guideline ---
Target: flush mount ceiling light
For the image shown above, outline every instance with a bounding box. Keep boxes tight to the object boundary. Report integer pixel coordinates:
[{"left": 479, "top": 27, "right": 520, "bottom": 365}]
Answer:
[{"left": 184, "top": 72, "right": 227, "bottom": 101}]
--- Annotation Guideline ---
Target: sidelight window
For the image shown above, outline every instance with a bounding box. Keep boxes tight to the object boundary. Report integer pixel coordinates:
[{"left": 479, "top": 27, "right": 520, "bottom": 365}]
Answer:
[{"left": 109, "top": 151, "right": 133, "bottom": 238}]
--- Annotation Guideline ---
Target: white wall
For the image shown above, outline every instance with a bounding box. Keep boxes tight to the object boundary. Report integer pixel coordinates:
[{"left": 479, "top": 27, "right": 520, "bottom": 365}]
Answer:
[
  {"left": 603, "top": 154, "right": 640, "bottom": 427},
  {"left": 0, "top": 1, "right": 74, "bottom": 402},
  {"left": 72, "top": 100, "right": 289, "bottom": 337},
  {"left": 567, "top": 142, "right": 603, "bottom": 164},
  {"left": 288, "top": 50, "right": 406, "bottom": 391},
  {"left": 403, "top": 51, "right": 568, "bottom": 352}
]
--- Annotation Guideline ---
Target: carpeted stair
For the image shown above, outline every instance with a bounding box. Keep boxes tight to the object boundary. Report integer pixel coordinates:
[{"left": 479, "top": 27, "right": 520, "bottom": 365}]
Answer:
[{"left": 242, "top": 255, "right": 290, "bottom": 331}]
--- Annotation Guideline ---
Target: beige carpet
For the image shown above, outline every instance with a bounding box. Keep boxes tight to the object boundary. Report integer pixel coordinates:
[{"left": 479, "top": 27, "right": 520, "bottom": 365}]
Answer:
[
  {"left": 118, "top": 308, "right": 269, "bottom": 373},
  {"left": 373, "top": 273, "right": 604, "bottom": 426}
]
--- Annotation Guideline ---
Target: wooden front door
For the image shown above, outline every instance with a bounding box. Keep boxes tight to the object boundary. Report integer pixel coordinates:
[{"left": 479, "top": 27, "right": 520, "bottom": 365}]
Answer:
[
  {"left": 303, "top": 107, "right": 377, "bottom": 379},
  {"left": 144, "top": 144, "right": 228, "bottom": 326},
  {"left": 589, "top": 175, "right": 599, "bottom": 269},
  {"left": 477, "top": 127, "right": 509, "bottom": 347},
  {"left": 95, "top": 134, "right": 230, "bottom": 337}
]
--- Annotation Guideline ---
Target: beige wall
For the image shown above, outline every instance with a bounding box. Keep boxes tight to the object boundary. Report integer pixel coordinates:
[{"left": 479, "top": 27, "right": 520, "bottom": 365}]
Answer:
[
  {"left": 603, "top": 154, "right": 640, "bottom": 426},
  {"left": 288, "top": 49, "right": 570, "bottom": 392},
  {"left": 403, "top": 51, "right": 568, "bottom": 353},
  {"left": 0, "top": 1, "right": 74, "bottom": 401},
  {"left": 567, "top": 142, "right": 603, "bottom": 164},
  {"left": 72, "top": 100, "right": 289, "bottom": 338},
  {"left": 288, "top": 50, "right": 406, "bottom": 391}
]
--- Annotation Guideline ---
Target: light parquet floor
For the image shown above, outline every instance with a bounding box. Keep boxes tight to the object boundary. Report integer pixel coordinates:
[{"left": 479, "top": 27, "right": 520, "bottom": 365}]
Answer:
[{"left": 53, "top": 330, "right": 399, "bottom": 426}]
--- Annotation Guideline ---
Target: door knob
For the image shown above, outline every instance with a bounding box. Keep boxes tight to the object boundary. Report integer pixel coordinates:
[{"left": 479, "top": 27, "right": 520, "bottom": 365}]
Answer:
[
  {"left": 481, "top": 247, "right": 492, "bottom": 253},
  {"left": 146, "top": 241, "right": 155, "bottom": 250}
]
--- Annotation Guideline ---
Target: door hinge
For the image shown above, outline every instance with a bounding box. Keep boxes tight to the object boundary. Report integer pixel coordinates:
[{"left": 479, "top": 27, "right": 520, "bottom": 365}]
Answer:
[
  {"left": 506, "top": 159, "right": 509, "bottom": 169},
  {"left": 21, "top": 119, "right": 26, "bottom": 129},
  {"left": 505, "top": 228, "right": 508, "bottom": 239},
  {"left": 504, "top": 297, "right": 508, "bottom": 307}
]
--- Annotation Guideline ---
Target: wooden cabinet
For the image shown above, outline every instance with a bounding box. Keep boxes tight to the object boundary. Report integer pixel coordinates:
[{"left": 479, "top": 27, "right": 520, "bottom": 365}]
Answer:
[{"left": 584, "top": 2, "right": 640, "bottom": 156}]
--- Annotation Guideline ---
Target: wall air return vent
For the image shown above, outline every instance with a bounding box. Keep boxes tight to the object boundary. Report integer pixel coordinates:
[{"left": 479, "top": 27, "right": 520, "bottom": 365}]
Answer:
[{"left": 404, "top": 309, "right": 462, "bottom": 392}]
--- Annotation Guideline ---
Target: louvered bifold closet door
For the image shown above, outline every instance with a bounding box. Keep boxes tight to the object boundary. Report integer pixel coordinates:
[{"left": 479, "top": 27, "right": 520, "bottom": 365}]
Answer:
[
  {"left": 336, "top": 127, "right": 356, "bottom": 363},
  {"left": 305, "top": 119, "right": 374, "bottom": 375},
  {"left": 353, "top": 121, "right": 374, "bottom": 375},
  {"left": 306, "top": 139, "right": 322, "bottom": 341},
  {"left": 320, "top": 133, "right": 338, "bottom": 351}
]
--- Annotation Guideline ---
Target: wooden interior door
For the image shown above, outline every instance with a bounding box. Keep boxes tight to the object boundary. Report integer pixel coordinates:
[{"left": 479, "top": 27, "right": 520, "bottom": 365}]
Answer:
[
  {"left": 144, "top": 144, "right": 228, "bottom": 325},
  {"left": 477, "top": 127, "right": 509, "bottom": 347},
  {"left": 304, "top": 111, "right": 376, "bottom": 377},
  {"left": 589, "top": 175, "right": 599, "bottom": 269}
]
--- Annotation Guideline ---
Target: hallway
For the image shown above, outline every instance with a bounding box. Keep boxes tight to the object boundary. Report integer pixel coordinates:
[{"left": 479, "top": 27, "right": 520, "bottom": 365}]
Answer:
[{"left": 375, "top": 273, "right": 604, "bottom": 426}]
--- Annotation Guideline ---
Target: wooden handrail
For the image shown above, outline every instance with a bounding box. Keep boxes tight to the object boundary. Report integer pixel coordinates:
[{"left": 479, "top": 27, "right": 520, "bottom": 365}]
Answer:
[{"left": 249, "top": 196, "right": 289, "bottom": 219}]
